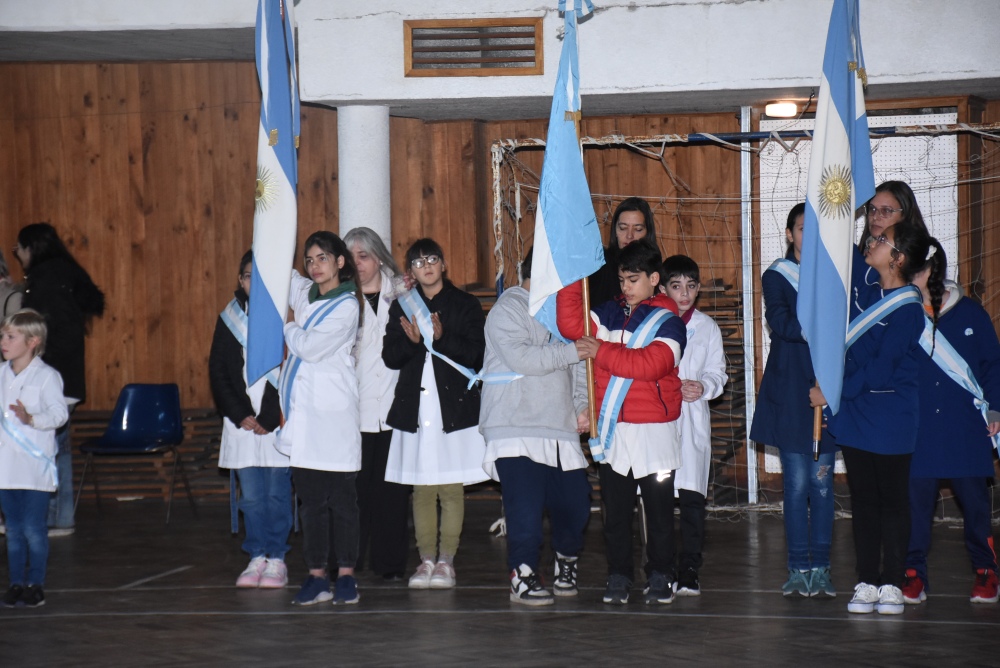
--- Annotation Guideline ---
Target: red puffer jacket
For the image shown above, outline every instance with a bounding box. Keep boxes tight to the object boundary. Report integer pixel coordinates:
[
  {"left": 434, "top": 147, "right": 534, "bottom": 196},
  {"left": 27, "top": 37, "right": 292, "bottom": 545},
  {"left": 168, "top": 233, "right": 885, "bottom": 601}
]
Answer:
[{"left": 557, "top": 280, "right": 686, "bottom": 424}]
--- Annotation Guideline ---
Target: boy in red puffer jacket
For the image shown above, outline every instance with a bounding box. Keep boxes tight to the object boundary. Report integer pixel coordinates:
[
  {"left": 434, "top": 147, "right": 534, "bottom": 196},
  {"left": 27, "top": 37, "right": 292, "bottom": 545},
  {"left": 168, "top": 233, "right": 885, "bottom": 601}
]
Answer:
[{"left": 557, "top": 242, "right": 686, "bottom": 607}]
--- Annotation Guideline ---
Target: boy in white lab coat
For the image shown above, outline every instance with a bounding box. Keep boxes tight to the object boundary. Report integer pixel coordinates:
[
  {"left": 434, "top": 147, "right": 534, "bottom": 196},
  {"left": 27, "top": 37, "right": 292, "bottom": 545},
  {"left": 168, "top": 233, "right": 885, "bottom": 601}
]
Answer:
[{"left": 660, "top": 256, "right": 727, "bottom": 596}]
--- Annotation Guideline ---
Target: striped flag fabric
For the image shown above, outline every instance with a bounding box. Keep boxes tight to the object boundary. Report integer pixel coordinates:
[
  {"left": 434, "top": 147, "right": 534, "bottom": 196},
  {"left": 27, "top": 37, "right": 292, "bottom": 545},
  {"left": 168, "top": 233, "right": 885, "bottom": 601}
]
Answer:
[
  {"left": 797, "top": 0, "right": 875, "bottom": 414},
  {"left": 247, "top": 0, "right": 300, "bottom": 384},
  {"left": 527, "top": 0, "right": 605, "bottom": 338}
]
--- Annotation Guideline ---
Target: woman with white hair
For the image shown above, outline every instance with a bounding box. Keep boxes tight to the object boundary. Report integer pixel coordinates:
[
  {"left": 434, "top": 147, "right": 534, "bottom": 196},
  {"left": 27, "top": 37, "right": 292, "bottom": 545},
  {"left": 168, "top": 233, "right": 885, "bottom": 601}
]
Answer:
[{"left": 343, "top": 227, "right": 411, "bottom": 581}]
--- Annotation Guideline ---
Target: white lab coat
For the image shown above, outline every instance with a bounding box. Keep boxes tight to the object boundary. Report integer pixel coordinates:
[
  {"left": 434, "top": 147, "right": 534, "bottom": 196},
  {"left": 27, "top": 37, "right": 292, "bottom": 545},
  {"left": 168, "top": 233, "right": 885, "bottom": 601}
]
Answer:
[
  {"left": 0, "top": 357, "right": 69, "bottom": 491},
  {"left": 353, "top": 268, "right": 401, "bottom": 433},
  {"left": 674, "top": 310, "right": 728, "bottom": 496},
  {"left": 218, "top": 372, "right": 288, "bottom": 469},
  {"left": 276, "top": 272, "right": 362, "bottom": 472}
]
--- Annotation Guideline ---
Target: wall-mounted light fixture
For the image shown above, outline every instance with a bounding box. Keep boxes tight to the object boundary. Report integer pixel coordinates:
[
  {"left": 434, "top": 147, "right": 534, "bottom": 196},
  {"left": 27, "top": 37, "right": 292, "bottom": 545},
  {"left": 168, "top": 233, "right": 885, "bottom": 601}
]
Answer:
[{"left": 764, "top": 101, "right": 798, "bottom": 118}]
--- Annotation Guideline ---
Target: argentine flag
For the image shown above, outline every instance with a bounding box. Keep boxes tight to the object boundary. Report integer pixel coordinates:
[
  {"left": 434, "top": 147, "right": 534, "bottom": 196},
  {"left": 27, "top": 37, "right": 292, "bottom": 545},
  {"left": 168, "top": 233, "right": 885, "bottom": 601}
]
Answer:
[
  {"left": 528, "top": 0, "right": 605, "bottom": 337},
  {"left": 798, "top": 0, "right": 875, "bottom": 414},
  {"left": 247, "top": 0, "right": 300, "bottom": 385}
]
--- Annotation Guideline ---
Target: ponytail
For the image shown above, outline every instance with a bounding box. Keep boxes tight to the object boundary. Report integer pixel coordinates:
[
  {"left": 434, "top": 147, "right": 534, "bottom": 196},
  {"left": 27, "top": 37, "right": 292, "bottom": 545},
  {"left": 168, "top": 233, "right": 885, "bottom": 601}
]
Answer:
[{"left": 924, "top": 238, "right": 947, "bottom": 353}]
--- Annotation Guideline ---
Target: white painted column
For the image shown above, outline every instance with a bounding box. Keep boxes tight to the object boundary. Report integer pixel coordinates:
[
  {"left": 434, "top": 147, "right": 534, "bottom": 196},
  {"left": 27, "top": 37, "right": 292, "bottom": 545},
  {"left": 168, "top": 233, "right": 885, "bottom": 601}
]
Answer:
[{"left": 337, "top": 105, "right": 391, "bottom": 246}]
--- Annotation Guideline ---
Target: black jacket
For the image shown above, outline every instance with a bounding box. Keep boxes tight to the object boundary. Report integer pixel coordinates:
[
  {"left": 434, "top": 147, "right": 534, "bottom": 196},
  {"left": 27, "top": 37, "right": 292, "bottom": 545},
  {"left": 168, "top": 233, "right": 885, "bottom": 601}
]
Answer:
[
  {"left": 382, "top": 280, "right": 486, "bottom": 434},
  {"left": 207, "top": 289, "right": 281, "bottom": 432},
  {"left": 23, "top": 256, "right": 104, "bottom": 403}
]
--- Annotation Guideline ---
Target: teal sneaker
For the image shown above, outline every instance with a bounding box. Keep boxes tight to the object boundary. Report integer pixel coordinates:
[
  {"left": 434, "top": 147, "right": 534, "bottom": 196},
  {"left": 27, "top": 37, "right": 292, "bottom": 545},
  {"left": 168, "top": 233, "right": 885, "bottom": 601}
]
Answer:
[
  {"left": 782, "top": 569, "right": 810, "bottom": 597},
  {"left": 809, "top": 567, "right": 836, "bottom": 598}
]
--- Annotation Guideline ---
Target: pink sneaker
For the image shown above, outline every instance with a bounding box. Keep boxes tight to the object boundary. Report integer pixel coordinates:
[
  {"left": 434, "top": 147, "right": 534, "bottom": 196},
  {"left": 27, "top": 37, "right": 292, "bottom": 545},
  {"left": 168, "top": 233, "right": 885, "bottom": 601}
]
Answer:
[
  {"left": 236, "top": 556, "right": 267, "bottom": 588},
  {"left": 429, "top": 561, "right": 456, "bottom": 589},
  {"left": 258, "top": 559, "right": 288, "bottom": 589}
]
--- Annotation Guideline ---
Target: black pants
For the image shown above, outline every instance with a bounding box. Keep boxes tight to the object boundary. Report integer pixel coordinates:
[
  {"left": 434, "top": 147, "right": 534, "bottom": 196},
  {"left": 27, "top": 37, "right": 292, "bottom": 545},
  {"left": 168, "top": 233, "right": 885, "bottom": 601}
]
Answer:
[
  {"left": 356, "top": 430, "right": 411, "bottom": 575},
  {"left": 600, "top": 464, "right": 675, "bottom": 582},
  {"left": 678, "top": 489, "right": 706, "bottom": 572},
  {"left": 292, "top": 467, "right": 360, "bottom": 572},
  {"left": 841, "top": 446, "right": 912, "bottom": 587}
]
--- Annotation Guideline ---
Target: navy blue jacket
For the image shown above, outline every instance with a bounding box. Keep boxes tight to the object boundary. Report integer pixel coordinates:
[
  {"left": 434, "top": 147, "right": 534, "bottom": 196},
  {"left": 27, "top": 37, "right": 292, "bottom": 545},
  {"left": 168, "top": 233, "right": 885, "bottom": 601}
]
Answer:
[
  {"left": 828, "top": 283, "right": 925, "bottom": 455},
  {"left": 750, "top": 262, "right": 835, "bottom": 454},
  {"left": 912, "top": 296, "right": 1000, "bottom": 478}
]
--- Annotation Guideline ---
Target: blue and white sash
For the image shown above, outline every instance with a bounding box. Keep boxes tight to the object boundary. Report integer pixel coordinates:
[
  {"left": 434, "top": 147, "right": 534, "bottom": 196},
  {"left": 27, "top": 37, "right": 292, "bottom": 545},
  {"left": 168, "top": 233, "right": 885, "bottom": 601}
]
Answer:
[
  {"left": 278, "top": 292, "right": 356, "bottom": 414},
  {"left": 588, "top": 307, "right": 676, "bottom": 462},
  {"left": 919, "top": 318, "right": 1000, "bottom": 451},
  {"left": 768, "top": 258, "right": 800, "bottom": 291},
  {"left": 845, "top": 286, "right": 922, "bottom": 349},
  {"left": 220, "top": 299, "right": 280, "bottom": 388},
  {"left": 0, "top": 411, "right": 57, "bottom": 488},
  {"left": 396, "top": 289, "right": 517, "bottom": 390}
]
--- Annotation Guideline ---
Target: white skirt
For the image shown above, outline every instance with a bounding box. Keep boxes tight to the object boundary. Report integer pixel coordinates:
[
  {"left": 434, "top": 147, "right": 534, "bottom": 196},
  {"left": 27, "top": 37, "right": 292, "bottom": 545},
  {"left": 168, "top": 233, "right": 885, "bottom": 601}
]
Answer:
[{"left": 384, "top": 353, "right": 489, "bottom": 486}]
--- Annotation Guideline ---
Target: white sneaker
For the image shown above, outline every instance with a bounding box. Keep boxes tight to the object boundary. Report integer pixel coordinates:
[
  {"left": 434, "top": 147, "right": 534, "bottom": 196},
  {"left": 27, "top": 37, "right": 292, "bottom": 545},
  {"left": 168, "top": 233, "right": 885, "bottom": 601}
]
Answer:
[
  {"left": 408, "top": 560, "right": 435, "bottom": 589},
  {"left": 236, "top": 556, "right": 267, "bottom": 588},
  {"left": 553, "top": 554, "right": 579, "bottom": 597},
  {"left": 847, "top": 582, "right": 879, "bottom": 614},
  {"left": 510, "top": 564, "right": 554, "bottom": 606},
  {"left": 429, "top": 560, "right": 456, "bottom": 589},
  {"left": 877, "top": 585, "right": 905, "bottom": 615},
  {"left": 258, "top": 558, "right": 288, "bottom": 589}
]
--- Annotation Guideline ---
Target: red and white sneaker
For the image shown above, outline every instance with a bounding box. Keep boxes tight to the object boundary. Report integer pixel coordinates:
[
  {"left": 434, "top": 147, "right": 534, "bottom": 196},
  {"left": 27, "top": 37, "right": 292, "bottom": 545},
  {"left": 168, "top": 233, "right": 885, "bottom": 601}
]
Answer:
[
  {"left": 970, "top": 569, "right": 999, "bottom": 603},
  {"left": 901, "top": 568, "right": 926, "bottom": 604}
]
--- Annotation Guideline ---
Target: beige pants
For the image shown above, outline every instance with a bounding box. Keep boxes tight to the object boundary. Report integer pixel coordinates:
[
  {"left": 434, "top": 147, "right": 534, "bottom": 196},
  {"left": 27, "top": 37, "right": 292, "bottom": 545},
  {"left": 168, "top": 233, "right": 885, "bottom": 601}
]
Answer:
[{"left": 412, "top": 483, "right": 464, "bottom": 558}]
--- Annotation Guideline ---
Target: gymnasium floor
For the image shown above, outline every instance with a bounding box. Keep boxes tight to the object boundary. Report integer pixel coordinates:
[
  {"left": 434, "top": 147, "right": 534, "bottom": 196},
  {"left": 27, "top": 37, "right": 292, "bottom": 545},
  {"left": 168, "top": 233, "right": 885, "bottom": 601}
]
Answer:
[{"left": 1, "top": 490, "right": 997, "bottom": 667}]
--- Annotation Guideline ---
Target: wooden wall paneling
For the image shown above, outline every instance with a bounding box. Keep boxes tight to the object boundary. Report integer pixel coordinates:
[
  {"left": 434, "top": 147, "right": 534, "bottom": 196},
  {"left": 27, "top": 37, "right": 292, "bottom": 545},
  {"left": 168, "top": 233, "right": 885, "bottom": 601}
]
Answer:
[
  {"left": 91, "top": 63, "right": 140, "bottom": 406},
  {"left": 297, "top": 104, "right": 339, "bottom": 248},
  {"left": 389, "top": 116, "right": 431, "bottom": 266},
  {"left": 0, "top": 66, "right": 17, "bottom": 256}
]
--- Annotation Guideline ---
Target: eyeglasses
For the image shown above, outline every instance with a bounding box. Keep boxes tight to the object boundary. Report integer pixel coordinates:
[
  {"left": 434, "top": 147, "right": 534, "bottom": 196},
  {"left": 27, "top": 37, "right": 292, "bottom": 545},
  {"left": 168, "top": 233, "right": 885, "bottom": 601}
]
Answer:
[
  {"left": 410, "top": 255, "right": 441, "bottom": 269},
  {"left": 865, "top": 204, "right": 903, "bottom": 219},
  {"left": 865, "top": 234, "right": 900, "bottom": 253}
]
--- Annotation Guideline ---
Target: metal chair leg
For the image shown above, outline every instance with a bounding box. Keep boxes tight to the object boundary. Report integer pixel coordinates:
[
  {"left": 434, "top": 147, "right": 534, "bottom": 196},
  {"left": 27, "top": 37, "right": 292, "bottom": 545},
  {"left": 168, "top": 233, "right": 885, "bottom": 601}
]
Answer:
[{"left": 74, "top": 453, "right": 92, "bottom": 515}]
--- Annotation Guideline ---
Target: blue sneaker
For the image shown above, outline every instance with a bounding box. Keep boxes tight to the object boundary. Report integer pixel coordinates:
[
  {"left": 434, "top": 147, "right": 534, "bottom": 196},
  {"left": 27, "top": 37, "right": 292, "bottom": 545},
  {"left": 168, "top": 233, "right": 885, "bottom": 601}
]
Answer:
[
  {"left": 782, "top": 569, "right": 810, "bottom": 597},
  {"left": 643, "top": 571, "right": 675, "bottom": 605},
  {"left": 808, "top": 567, "right": 836, "bottom": 598},
  {"left": 291, "top": 575, "right": 332, "bottom": 606},
  {"left": 333, "top": 575, "right": 360, "bottom": 605}
]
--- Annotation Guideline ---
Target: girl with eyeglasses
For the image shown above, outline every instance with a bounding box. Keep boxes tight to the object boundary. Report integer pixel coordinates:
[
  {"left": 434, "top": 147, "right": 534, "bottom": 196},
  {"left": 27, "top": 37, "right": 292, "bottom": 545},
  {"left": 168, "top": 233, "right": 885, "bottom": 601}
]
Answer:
[
  {"left": 812, "top": 220, "right": 931, "bottom": 616},
  {"left": 382, "top": 238, "right": 488, "bottom": 590},
  {"left": 902, "top": 241, "right": 1000, "bottom": 606},
  {"left": 209, "top": 251, "right": 290, "bottom": 591},
  {"left": 853, "top": 181, "right": 931, "bottom": 293},
  {"left": 278, "top": 231, "right": 364, "bottom": 607}
]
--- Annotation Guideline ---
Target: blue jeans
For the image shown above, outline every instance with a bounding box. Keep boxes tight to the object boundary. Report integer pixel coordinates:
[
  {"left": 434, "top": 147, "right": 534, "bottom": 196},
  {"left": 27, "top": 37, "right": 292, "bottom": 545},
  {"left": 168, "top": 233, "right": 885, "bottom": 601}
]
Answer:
[
  {"left": 780, "top": 450, "right": 835, "bottom": 570},
  {"left": 47, "top": 419, "right": 74, "bottom": 529},
  {"left": 236, "top": 466, "right": 293, "bottom": 560},
  {"left": 495, "top": 457, "right": 592, "bottom": 573},
  {"left": 0, "top": 489, "right": 51, "bottom": 585}
]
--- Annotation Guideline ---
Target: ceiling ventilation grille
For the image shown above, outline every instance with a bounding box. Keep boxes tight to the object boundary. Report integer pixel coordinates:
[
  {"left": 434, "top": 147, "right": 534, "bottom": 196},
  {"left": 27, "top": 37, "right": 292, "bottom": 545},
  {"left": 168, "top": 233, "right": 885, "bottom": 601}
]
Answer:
[{"left": 404, "top": 18, "right": 543, "bottom": 77}]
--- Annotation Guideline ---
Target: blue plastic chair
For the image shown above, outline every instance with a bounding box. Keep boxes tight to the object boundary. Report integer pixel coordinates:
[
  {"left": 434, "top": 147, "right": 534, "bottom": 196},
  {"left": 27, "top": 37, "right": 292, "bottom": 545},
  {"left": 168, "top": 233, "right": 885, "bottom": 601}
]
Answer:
[{"left": 74, "top": 383, "right": 197, "bottom": 523}]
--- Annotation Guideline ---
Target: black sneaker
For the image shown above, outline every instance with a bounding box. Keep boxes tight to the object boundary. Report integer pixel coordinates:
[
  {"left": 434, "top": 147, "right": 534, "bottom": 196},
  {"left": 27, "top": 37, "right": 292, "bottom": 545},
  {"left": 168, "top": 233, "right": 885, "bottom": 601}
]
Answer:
[
  {"left": 602, "top": 574, "right": 631, "bottom": 605},
  {"left": 675, "top": 567, "right": 701, "bottom": 597},
  {"left": 643, "top": 571, "right": 675, "bottom": 605},
  {"left": 510, "top": 564, "right": 554, "bottom": 606},
  {"left": 553, "top": 554, "right": 579, "bottom": 597},
  {"left": 22, "top": 585, "right": 45, "bottom": 608},
  {"left": 2, "top": 585, "right": 23, "bottom": 608}
]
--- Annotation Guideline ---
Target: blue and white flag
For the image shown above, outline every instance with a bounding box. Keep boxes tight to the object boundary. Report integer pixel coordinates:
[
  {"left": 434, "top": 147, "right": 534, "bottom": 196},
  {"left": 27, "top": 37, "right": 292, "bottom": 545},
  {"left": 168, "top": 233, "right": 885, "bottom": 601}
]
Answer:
[
  {"left": 528, "top": 0, "right": 605, "bottom": 338},
  {"left": 797, "top": 0, "right": 874, "bottom": 415},
  {"left": 247, "top": 0, "right": 300, "bottom": 385}
]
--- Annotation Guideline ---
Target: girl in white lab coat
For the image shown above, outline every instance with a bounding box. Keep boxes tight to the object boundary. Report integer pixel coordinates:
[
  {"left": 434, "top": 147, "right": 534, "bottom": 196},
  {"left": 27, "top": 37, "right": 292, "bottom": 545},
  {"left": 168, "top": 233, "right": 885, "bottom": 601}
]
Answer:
[{"left": 277, "top": 231, "right": 363, "bottom": 607}]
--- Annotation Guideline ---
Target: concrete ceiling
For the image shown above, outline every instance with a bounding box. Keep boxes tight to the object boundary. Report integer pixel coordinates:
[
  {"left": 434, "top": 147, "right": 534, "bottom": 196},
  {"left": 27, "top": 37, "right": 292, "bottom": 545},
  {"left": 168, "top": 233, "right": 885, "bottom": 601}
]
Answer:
[{"left": 3, "top": 28, "right": 999, "bottom": 122}]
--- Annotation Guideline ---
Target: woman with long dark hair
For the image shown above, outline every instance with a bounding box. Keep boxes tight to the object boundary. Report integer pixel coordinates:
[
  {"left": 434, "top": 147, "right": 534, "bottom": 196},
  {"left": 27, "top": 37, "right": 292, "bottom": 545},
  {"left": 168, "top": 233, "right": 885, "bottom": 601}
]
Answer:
[
  {"left": 14, "top": 223, "right": 104, "bottom": 536},
  {"left": 588, "top": 197, "right": 659, "bottom": 307}
]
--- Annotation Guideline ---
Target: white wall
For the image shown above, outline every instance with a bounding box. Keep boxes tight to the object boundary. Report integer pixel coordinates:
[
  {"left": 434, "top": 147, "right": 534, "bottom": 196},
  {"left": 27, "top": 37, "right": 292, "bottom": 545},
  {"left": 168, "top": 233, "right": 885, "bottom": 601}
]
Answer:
[
  {"left": 296, "top": 0, "right": 1000, "bottom": 116},
  {"left": 0, "top": 0, "right": 255, "bottom": 31}
]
